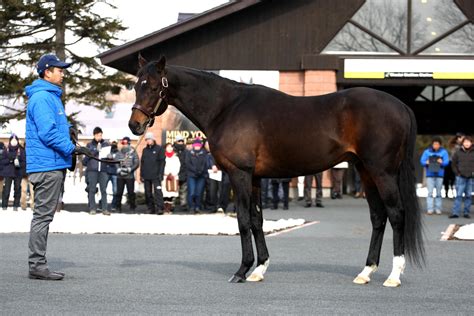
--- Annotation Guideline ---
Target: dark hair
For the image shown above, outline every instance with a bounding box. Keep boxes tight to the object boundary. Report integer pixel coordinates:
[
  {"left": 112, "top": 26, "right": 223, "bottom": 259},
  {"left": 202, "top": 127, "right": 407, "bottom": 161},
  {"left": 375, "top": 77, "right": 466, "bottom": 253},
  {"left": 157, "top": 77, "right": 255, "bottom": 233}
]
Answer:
[
  {"left": 93, "top": 127, "right": 103, "bottom": 135},
  {"left": 39, "top": 66, "right": 55, "bottom": 78},
  {"left": 431, "top": 136, "right": 442, "bottom": 145},
  {"left": 463, "top": 136, "right": 472, "bottom": 143}
]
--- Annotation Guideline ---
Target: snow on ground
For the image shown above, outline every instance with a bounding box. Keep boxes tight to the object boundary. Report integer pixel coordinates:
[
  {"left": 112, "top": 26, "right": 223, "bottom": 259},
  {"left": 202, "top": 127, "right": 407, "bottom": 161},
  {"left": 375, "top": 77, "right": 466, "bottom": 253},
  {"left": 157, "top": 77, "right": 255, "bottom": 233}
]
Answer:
[
  {"left": 0, "top": 209, "right": 306, "bottom": 235},
  {"left": 453, "top": 223, "right": 474, "bottom": 240}
]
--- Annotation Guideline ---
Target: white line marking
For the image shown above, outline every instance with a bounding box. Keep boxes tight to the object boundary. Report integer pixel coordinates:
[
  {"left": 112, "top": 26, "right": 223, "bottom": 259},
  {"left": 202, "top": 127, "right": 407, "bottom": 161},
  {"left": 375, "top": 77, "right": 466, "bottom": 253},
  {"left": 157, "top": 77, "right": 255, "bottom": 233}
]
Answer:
[{"left": 267, "top": 221, "right": 320, "bottom": 237}]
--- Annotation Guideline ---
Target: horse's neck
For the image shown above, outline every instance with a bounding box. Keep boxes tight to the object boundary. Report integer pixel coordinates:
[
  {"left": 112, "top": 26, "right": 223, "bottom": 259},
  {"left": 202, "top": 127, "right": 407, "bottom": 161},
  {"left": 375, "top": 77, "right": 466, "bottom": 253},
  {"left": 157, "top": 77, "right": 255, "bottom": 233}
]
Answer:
[{"left": 167, "top": 66, "right": 234, "bottom": 134}]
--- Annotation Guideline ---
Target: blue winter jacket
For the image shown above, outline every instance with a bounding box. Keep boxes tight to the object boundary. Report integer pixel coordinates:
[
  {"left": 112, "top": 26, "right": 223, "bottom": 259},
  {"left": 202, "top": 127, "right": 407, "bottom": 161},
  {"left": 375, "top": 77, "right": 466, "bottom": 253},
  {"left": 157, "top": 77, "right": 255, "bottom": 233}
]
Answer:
[
  {"left": 420, "top": 146, "right": 450, "bottom": 177},
  {"left": 25, "top": 79, "right": 76, "bottom": 173}
]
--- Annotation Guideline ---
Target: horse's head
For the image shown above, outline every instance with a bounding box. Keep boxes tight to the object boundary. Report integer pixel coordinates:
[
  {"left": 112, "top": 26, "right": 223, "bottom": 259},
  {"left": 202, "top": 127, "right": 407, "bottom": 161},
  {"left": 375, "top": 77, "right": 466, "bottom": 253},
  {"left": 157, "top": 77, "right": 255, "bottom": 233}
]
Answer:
[{"left": 129, "top": 55, "right": 169, "bottom": 135}]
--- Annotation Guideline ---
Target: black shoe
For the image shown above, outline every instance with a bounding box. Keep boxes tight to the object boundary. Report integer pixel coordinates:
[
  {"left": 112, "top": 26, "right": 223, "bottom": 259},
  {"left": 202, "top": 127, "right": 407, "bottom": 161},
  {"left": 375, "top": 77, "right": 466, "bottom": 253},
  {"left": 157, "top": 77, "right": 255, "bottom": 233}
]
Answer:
[
  {"left": 304, "top": 203, "right": 311, "bottom": 208},
  {"left": 464, "top": 214, "right": 471, "bottom": 219},
  {"left": 316, "top": 203, "right": 324, "bottom": 208},
  {"left": 336, "top": 194, "right": 343, "bottom": 199},
  {"left": 270, "top": 206, "right": 278, "bottom": 210},
  {"left": 157, "top": 210, "right": 164, "bottom": 215},
  {"left": 283, "top": 206, "right": 289, "bottom": 210},
  {"left": 297, "top": 197, "right": 304, "bottom": 201},
  {"left": 449, "top": 214, "right": 459, "bottom": 218},
  {"left": 29, "top": 269, "right": 64, "bottom": 281},
  {"left": 331, "top": 194, "right": 336, "bottom": 200}
]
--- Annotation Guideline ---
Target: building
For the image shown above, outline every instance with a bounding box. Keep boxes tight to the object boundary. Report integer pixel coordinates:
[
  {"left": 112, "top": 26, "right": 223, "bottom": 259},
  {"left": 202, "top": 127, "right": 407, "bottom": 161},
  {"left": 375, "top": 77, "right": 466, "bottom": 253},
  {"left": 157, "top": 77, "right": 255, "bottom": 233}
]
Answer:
[{"left": 99, "top": 0, "right": 474, "bottom": 192}]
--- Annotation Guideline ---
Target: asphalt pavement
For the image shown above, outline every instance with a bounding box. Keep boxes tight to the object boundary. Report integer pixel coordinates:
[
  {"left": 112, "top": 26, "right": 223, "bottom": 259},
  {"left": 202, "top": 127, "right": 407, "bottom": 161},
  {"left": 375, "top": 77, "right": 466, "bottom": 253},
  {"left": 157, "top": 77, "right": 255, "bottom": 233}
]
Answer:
[{"left": 1, "top": 197, "right": 473, "bottom": 315}]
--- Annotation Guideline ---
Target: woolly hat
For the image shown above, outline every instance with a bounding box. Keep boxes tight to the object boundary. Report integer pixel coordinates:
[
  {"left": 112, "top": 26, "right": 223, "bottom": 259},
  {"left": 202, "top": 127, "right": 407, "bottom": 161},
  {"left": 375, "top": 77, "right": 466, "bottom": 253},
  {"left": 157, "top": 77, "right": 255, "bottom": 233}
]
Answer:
[{"left": 145, "top": 132, "right": 155, "bottom": 140}]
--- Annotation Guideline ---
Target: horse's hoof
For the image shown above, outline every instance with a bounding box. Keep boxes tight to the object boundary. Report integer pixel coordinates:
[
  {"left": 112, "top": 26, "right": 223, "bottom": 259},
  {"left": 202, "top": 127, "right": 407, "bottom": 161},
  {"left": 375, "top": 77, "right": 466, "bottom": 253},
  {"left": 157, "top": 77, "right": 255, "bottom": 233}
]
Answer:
[
  {"left": 383, "top": 278, "right": 401, "bottom": 287},
  {"left": 228, "top": 275, "right": 246, "bottom": 283},
  {"left": 353, "top": 275, "right": 370, "bottom": 285},
  {"left": 246, "top": 272, "right": 264, "bottom": 282}
]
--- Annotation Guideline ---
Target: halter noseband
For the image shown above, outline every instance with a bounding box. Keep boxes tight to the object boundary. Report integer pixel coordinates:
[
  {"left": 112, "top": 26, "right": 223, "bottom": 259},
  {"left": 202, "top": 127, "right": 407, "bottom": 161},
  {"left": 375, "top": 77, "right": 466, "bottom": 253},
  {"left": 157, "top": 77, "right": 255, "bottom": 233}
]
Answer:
[{"left": 132, "top": 76, "right": 169, "bottom": 127}]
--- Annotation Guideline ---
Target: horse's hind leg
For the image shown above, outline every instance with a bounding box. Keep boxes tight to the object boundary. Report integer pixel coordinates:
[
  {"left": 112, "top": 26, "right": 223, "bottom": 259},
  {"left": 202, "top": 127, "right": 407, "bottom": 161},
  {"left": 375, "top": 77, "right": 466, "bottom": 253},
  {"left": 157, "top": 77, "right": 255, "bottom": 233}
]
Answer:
[
  {"left": 247, "top": 179, "right": 270, "bottom": 282},
  {"left": 373, "top": 173, "right": 406, "bottom": 287},
  {"left": 353, "top": 166, "right": 388, "bottom": 285},
  {"left": 227, "top": 168, "right": 255, "bottom": 283}
]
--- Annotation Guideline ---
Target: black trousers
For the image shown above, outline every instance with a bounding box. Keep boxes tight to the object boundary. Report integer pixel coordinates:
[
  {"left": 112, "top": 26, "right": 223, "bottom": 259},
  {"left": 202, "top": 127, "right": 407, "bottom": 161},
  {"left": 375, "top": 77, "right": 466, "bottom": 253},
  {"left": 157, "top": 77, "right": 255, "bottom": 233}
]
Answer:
[
  {"left": 115, "top": 178, "right": 135, "bottom": 210},
  {"left": 218, "top": 173, "right": 232, "bottom": 211},
  {"left": 205, "top": 178, "right": 219, "bottom": 211},
  {"left": 144, "top": 178, "right": 164, "bottom": 211},
  {"left": 2, "top": 176, "right": 21, "bottom": 208}
]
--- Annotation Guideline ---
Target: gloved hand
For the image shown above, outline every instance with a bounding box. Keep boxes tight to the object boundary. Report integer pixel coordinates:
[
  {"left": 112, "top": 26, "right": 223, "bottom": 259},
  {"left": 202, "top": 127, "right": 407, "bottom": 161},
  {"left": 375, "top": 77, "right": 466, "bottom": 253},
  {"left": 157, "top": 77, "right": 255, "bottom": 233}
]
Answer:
[
  {"left": 73, "top": 145, "right": 93, "bottom": 157},
  {"left": 69, "top": 127, "right": 78, "bottom": 144}
]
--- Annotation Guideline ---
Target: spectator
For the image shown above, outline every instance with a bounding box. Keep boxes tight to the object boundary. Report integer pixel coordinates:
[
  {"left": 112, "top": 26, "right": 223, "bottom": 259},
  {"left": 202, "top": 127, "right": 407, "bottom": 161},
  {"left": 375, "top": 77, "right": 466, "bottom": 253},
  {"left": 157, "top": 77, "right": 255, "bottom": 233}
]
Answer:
[
  {"left": 115, "top": 136, "right": 139, "bottom": 212},
  {"left": 218, "top": 172, "right": 233, "bottom": 213},
  {"left": 185, "top": 138, "right": 207, "bottom": 214},
  {"left": 304, "top": 173, "right": 324, "bottom": 208},
  {"left": 20, "top": 141, "right": 34, "bottom": 210},
  {"left": 1, "top": 134, "right": 26, "bottom": 211},
  {"left": 353, "top": 168, "right": 365, "bottom": 199},
  {"left": 203, "top": 141, "right": 219, "bottom": 212},
  {"left": 25, "top": 53, "right": 92, "bottom": 280},
  {"left": 444, "top": 132, "right": 465, "bottom": 198},
  {"left": 83, "top": 127, "right": 110, "bottom": 215},
  {"left": 270, "top": 178, "right": 290, "bottom": 210},
  {"left": 449, "top": 136, "right": 474, "bottom": 219},
  {"left": 297, "top": 176, "right": 305, "bottom": 201},
  {"left": 173, "top": 135, "right": 188, "bottom": 211},
  {"left": 331, "top": 162, "right": 348, "bottom": 199},
  {"left": 420, "top": 136, "right": 450, "bottom": 215},
  {"left": 140, "top": 132, "right": 165, "bottom": 214},
  {"left": 162, "top": 143, "right": 180, "bottom": 214},
  {"left": 104, "top": 140, "right": 119, "bottom": 211},
  {"left": 261, "top": 178, "right": 270, "bottom": 209},
  {"left": 0, "top": 141, "right": 4, "bottom": 206}
]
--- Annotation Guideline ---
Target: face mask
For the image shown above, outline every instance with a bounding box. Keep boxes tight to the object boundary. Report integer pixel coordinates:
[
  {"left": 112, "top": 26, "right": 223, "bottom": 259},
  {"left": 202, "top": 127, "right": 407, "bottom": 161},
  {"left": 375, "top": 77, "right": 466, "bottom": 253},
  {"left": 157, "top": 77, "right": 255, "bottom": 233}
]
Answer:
[{"left": 10, "top": 139, "right": 18, "bottom": 147}]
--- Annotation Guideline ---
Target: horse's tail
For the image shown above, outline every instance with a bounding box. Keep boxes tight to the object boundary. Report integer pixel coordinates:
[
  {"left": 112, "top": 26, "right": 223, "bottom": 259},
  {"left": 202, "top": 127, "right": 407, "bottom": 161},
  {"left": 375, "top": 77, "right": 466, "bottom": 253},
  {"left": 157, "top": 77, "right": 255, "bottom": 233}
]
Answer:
[{"left": 399, "top": 106, "right": 425, "bottom": 267}]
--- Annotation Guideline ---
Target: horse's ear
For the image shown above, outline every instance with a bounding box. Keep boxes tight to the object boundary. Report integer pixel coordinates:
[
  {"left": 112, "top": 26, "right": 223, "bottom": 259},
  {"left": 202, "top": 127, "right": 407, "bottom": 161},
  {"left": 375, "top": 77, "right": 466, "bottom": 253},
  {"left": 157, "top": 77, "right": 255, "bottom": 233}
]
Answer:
[
  {"left": 156, "top": 55, "right": 166, "bottom": 72},
  {"left": 138, "top": 53, "right": 148, "bottom": 68}
]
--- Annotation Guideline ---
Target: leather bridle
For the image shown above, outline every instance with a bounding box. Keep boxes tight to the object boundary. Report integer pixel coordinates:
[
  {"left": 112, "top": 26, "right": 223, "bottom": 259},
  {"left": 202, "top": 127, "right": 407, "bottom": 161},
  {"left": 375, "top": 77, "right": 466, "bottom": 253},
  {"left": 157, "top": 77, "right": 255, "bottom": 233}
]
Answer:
[{"left": 131, "top": 76, "right": 169, "bottom": 128}]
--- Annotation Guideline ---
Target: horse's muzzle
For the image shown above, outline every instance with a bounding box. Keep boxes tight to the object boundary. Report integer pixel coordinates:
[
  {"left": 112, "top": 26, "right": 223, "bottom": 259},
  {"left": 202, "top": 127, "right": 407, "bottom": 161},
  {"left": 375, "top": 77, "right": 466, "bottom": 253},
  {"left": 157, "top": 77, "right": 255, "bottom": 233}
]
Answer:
[{"left": 128, "top": 119, "right": 146, "bottom": 136}]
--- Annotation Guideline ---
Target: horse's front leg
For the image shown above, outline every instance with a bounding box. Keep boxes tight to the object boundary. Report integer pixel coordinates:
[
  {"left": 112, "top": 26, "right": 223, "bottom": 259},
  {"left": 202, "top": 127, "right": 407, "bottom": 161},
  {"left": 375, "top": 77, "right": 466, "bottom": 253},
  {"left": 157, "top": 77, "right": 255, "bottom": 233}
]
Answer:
[
  {"left": 247, "top": 179, "right": 270, "bottom": 282},
  {"left": 227, "top": 169, "right": 254, "bottom": 283}
]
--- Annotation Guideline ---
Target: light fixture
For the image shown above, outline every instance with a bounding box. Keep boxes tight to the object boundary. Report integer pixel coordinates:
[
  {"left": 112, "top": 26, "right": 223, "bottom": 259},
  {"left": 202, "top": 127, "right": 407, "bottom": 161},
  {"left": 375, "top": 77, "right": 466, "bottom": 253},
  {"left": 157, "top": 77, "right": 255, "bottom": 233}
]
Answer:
[
  {"left": 431, "top": 31, "right": 437, "bottom": 36},
  {"left": 421, "top": 0, "right": 428, "bottom": 3},
  {"left": 426, "top": 17, "right": 432, "bottom": 22},
  {"left": 435, "top": 47, "right": 441, "bottom": 52}
]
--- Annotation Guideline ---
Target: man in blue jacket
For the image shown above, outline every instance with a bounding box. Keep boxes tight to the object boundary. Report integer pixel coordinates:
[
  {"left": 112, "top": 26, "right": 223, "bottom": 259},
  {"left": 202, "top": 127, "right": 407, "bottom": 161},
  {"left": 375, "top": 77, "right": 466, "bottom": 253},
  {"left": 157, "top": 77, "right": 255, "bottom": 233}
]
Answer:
[
  {"left": 25, "top": 54, "right": 91, "bottom": 280},
  {"left": 420, "top": 136, "right": 450, "bottom": 215}
]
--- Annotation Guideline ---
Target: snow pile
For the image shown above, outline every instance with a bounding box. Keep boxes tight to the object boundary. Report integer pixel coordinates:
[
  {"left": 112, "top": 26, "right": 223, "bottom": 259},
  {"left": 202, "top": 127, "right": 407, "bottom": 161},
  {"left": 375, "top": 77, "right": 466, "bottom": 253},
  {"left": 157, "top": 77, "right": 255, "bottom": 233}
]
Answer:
[
  {"left": 0, "top": 209, "right": 306, "bottom": 235},
  {"left": 453, "top": 223, "right": 474, "bottom": 240}
]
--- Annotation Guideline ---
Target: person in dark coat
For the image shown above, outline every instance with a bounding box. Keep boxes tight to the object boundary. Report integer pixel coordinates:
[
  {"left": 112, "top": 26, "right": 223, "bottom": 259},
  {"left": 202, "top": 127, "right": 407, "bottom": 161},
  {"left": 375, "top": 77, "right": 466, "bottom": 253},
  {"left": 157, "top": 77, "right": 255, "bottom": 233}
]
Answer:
[
  {"left": 0, "top": 141, "right": 4, "bottom": 205},
  {"left": 115, "top": 136, "right": 139, "bottom": 212},
  {"left": 140, "top": 132, "right": 165, "bottom": 214},
  {"left": 185, "top": 138, "right": 208, "bottom": 214},
  {"left": 82, "top": 126, "right": 110, "bottom": 215},
  {"left": 270, "top": 178, "right": 291, "bottom": 210},
  {"left": 450, "top": 136, "right": 474, "bottom": 219},
  {"left": 1, "top": 134, "right": 26, "bottom": 211},
  {"left": 173, "top": 135, "right": 188, "bottom": 211},
  {"left": 104, "top": 140, "right": 119, "bottom": 211}
]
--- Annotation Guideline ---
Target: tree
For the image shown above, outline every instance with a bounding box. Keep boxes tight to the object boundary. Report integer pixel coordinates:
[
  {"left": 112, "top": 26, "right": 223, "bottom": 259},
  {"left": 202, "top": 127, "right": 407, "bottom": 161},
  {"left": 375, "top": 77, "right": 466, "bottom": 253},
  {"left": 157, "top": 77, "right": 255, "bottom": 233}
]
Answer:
[{"left": 0, "top": 0, "right": 133, "bottom": 125}]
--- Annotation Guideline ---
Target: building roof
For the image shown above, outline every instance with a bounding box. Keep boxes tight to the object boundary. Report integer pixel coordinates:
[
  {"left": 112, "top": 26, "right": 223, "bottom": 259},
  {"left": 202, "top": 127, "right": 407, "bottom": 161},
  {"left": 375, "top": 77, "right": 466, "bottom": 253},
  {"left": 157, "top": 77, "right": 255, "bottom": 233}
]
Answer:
[{"left": 98, "top": 0, "right": 261, "bottom": 72}]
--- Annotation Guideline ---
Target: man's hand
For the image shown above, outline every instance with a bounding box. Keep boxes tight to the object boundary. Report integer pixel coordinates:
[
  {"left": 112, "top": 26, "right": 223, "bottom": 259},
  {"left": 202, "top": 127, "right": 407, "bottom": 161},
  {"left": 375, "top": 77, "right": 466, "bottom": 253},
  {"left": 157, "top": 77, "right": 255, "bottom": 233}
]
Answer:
[{"left": 73, "top": 145, "right": 93, "bottom": 157}]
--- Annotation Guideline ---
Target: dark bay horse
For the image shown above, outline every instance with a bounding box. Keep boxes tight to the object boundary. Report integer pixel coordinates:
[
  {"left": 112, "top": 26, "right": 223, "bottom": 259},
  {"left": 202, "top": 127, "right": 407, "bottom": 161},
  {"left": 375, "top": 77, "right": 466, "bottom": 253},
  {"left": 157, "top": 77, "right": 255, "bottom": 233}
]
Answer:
[{"left": 129, "top": 56, "right": 424, "bottom": 287}]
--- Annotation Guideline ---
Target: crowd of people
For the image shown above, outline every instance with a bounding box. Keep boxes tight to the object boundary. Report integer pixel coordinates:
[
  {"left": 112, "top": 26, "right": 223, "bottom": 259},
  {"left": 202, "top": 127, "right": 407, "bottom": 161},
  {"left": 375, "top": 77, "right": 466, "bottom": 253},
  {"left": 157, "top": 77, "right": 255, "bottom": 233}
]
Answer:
[
  {"left": 420, "top": 133, "right": 474, "bottom": 218},
  {"left": 4, "top": 131, "right": 473, "bottom": 218}
]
